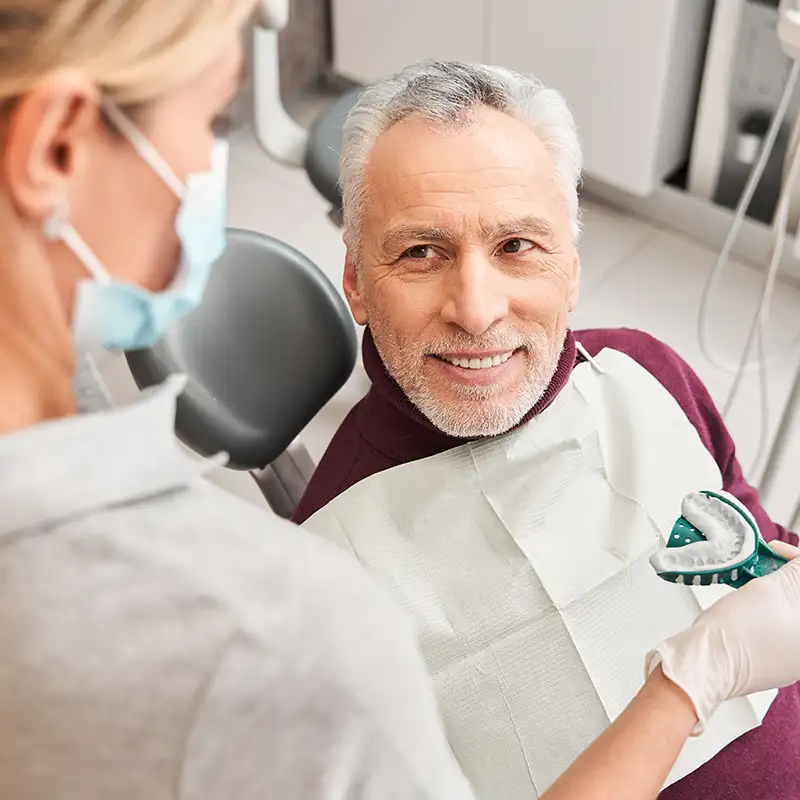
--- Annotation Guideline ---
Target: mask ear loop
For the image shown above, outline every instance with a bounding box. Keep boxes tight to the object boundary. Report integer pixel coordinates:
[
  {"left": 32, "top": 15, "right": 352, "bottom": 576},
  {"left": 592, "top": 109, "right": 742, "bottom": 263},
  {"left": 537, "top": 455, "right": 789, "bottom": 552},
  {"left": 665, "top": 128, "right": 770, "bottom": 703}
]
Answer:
[
  {"left": 101, "top": 101, "right": 186, "bottom": 199},
  {"left": 42, "top": 203, "right": 112, "bottom": 286}
]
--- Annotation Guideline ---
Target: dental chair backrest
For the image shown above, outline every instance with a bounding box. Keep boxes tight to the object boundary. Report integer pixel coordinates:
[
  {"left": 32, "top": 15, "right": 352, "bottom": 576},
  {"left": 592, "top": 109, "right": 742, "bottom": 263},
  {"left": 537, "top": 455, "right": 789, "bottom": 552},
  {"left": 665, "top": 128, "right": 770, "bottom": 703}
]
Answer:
[
  {"left": 304, "top": 87, "right": 362, "bottom": 216},
  {"left": 126, "top": 228, "right": 358, "bottom": 516}
]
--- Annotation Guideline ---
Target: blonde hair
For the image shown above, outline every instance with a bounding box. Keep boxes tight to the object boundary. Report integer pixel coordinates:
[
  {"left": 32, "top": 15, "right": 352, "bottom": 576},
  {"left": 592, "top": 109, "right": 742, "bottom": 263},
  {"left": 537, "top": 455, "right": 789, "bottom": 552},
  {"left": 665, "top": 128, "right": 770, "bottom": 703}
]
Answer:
[{"left": 0, "top": 0, "right": 256, "bottom": 106}]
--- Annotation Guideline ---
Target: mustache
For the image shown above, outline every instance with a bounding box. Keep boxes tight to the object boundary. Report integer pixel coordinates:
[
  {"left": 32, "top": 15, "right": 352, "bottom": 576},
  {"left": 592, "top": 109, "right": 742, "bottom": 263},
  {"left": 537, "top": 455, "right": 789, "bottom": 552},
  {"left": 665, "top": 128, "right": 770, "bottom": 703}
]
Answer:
[{"left": 423, "top": 330, "right": 545, "bottom": 355}]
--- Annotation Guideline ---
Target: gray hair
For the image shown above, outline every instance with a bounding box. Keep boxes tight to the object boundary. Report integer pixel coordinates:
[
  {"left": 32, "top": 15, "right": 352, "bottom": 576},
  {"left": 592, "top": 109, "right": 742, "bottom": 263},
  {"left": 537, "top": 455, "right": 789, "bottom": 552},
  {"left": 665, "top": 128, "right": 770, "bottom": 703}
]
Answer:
[{"left": 340, "top": 60, "right": 583, "bottom": 259}]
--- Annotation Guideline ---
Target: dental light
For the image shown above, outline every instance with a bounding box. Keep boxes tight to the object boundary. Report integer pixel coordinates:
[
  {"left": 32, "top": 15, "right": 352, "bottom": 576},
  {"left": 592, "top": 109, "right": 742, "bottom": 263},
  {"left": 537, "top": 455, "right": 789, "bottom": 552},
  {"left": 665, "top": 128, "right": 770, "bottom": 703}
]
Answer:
[{"left": 699, "top": 0, "right": 800, "bottom": 482}]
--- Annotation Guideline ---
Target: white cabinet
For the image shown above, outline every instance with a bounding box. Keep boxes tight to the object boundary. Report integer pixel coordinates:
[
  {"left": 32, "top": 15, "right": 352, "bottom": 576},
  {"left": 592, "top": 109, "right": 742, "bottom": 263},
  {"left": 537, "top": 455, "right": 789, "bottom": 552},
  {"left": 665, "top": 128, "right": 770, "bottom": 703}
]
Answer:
[
  {"left": 332, "top": 0, "right": 485, "bottom": 84},
  {"left": 486, "top": 0, "right": 713, "bottom": 195},
  {"left": 331, "top": 0, "right": 713, "bottom": 196}
]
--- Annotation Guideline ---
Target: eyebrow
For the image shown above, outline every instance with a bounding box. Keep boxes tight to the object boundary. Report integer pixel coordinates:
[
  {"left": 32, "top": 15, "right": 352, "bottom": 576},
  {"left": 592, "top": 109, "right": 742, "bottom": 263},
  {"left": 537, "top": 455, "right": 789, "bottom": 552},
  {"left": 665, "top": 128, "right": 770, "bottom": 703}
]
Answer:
[
  {"left": 380, "top": 225, "right": 456, "bottom": 252},
  {"left": 483, "top": 215, "right": 556, "bottom": 242},
  {"left": 380, "top": 215, "right": 556, "bottom": 251}
]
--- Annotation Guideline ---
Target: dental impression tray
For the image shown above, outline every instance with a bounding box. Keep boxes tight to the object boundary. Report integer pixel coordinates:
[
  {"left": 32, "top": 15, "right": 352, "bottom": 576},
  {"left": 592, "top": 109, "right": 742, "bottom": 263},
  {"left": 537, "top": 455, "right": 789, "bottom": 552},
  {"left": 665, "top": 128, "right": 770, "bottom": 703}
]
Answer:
[{"left": 651, "top": 490, "right": 789, "bottom": 588}]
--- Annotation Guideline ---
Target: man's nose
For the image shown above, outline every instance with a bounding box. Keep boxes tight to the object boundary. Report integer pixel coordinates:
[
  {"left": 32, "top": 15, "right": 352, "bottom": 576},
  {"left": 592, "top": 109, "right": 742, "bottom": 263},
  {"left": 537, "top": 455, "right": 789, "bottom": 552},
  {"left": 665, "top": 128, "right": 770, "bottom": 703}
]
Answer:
[{"left": 440, "top": 254, "right": 510, "bottom": 336}]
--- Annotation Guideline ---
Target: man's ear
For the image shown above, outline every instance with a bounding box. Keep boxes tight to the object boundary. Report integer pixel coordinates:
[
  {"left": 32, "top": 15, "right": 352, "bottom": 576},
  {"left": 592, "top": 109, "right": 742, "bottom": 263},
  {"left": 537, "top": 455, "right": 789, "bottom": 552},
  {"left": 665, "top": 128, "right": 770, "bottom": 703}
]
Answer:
[
  {"left": 3, "top": 70, "right": 98, "bottom": 223},
  {"left": 343, "top": 248, "right": 368, "bottom": 326},
  {"left": 568, "top": 251, "right": 581, "bottom": 313}
]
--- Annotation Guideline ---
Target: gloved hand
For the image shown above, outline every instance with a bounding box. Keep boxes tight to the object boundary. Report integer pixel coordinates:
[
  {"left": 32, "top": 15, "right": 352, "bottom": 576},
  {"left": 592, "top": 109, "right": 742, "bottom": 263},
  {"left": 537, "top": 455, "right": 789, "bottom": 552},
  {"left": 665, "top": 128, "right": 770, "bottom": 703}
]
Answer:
[{"left": 647, "top": 542, "right": 800, "bottom": 732}]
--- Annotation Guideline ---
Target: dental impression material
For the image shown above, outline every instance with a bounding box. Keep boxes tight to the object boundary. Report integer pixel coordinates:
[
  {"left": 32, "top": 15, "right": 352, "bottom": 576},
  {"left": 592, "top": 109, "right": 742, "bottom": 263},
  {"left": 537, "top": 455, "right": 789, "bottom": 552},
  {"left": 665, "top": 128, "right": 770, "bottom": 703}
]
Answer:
[{"left": 651, "top": 489, "right": 788, "bottom": 588}]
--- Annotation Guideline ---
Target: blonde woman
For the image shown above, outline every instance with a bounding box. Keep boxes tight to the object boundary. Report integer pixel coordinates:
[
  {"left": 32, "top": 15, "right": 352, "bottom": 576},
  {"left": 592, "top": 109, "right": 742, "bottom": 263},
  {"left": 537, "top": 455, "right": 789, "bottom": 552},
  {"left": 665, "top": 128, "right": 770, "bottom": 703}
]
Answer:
[{"left": 0, "top": 2, "right": 799, "bottom": 798}]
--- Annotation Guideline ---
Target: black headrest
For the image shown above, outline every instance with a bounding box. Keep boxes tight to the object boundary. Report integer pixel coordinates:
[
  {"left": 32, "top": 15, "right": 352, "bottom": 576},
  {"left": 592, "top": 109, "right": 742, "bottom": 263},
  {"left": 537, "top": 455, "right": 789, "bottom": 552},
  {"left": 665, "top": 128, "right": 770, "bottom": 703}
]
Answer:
[{"left": 126, "top": 228, "right": 357, "bottom": 469}]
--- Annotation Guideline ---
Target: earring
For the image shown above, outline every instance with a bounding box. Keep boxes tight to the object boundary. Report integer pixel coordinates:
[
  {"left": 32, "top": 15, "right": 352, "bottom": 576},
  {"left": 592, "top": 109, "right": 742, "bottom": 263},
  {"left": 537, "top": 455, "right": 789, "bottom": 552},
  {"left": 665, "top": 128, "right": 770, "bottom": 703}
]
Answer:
[{"left": 42, "top": 203, "right": 69, "bottom": 242}]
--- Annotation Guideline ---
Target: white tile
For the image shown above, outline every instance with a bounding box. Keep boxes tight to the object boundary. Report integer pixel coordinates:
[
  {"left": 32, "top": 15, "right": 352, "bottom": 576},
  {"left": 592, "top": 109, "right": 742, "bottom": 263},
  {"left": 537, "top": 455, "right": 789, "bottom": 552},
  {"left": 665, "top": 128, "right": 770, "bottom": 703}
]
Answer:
[
  {"left": 571, "top": 229, "right": 800, "bottom": 397},
  {"left": 226, "top": 126, "right": 331, "bottom": 238},
  {"left": 277, "top": 212, "right": 347, "bottom": 294},
  {"left": 577, "top": 199, "right": 658, "bottom": 294},
  {"left": 570, "top": 228, "right": 800, "bottom": 496}
]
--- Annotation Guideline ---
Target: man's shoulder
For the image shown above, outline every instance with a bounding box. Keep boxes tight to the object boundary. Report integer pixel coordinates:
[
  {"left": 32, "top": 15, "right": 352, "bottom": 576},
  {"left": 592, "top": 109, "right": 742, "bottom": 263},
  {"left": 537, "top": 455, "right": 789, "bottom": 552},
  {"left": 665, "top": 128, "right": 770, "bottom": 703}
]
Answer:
[
  {"left": 576, "top": 326, "right": 681, "bottom": 363},
  {"left": 574, "top": 326, "right": 727, "bottom": 466},
  {"left": 293, "top": 398, "right": 397, "bottom": 522},
  {"left": 575, "top": 327, "right": 699, "bottom": 393}
]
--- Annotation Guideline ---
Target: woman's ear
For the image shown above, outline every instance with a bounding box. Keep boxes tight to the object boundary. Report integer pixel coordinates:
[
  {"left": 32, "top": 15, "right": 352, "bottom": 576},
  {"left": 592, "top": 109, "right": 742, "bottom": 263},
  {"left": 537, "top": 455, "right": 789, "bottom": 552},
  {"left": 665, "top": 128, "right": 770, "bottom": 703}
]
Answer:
[
  {"left": 343, "top": 248, "right": 368, "bottom": 326},
  {"left": 3, "top": 70, "right": 98, "bottom": 223}
]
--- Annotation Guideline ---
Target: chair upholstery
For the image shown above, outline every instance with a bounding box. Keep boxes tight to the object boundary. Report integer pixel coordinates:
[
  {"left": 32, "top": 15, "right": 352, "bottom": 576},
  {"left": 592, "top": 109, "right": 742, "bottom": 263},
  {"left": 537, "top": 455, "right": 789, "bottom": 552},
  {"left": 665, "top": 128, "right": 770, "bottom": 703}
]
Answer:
[
  {"left": 126, "top": 228, "right": 357, "bottom": 514},
  {"left": 304, "top": 88, "right": 362, "bottom": 211}
]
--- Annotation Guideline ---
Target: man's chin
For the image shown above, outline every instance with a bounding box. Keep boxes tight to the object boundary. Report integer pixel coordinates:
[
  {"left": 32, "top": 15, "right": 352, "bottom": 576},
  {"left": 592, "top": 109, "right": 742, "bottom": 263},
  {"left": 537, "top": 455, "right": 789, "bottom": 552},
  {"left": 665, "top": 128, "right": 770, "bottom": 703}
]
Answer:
[{"left": 416, "top": 395, "right": 527, "bottom": 439}]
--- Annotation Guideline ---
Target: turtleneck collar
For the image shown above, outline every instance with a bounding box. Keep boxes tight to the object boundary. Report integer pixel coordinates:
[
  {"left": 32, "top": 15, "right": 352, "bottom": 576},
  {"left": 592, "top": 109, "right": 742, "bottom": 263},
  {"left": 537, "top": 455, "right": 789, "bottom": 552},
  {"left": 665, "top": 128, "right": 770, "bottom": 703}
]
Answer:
[{"left": 356, "top": 327, "right": 578, "bottom": 462}]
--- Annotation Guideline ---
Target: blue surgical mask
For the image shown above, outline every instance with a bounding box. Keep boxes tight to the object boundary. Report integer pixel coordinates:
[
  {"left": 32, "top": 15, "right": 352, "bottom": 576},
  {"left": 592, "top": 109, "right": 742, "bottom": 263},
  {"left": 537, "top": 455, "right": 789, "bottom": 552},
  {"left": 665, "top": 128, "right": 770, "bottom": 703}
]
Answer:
[{"left": 44, "top": 101, "right": 229, "bottom": 352}]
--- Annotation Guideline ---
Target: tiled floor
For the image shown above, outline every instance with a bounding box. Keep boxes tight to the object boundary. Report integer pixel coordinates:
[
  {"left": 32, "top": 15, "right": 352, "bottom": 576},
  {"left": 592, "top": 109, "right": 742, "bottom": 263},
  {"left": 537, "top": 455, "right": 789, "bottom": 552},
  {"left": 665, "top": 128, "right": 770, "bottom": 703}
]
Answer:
[{"left": 97, "top": 123, "right": 800, "bottom": 528}]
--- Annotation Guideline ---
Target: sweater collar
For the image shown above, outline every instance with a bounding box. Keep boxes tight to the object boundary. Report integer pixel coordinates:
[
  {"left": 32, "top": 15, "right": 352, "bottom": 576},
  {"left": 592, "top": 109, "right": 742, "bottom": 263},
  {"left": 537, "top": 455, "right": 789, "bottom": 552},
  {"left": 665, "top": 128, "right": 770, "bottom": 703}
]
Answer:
[{"left": 357, "top": 327, "right": 578, "bottom": 462}]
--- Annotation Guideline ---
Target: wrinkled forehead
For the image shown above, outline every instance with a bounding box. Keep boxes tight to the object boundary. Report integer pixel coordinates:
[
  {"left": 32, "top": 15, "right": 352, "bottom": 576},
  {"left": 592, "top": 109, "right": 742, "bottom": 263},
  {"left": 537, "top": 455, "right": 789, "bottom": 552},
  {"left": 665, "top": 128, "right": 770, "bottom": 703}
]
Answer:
[{"left": 362, "top": 107, "right": 570, "bottom": 245}]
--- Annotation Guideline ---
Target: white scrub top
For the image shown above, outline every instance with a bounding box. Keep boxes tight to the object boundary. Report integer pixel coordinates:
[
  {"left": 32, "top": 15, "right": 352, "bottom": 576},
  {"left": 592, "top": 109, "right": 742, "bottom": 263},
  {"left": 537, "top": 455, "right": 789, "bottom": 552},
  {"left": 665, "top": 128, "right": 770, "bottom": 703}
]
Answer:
[{"left": 0, "top": 377, "right": 475, "bottom": 800}]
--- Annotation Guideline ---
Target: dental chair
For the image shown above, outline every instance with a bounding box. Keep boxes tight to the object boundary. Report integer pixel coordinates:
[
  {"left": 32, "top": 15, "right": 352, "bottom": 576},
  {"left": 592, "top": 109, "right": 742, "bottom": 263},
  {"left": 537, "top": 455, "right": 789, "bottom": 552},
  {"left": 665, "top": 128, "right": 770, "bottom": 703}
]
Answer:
[
  {"left": 303, "top": 86, "right": 361, "bottom": 215},
  {"left": 126, "top": 227, "right": 358, "bottom": 518},
  {"left": 253, "top": 0, "right": 361, "bottom": 215}
]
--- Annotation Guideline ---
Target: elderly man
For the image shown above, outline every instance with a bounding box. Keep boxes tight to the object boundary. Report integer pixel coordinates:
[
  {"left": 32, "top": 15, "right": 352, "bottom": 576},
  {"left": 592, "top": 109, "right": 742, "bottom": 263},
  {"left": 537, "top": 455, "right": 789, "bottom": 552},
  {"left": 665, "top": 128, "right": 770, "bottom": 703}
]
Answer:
[{"left": 295, "top": 62, "right": 800, "bottom": 799}]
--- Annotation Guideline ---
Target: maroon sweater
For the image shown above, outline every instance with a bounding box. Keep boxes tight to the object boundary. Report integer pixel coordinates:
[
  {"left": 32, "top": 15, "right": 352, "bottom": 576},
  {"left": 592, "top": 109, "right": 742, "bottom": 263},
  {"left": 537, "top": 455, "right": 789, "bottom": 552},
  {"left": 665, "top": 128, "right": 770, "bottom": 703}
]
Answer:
[{"left": 295, "top": 327, "right": 800, "bottom": 799}]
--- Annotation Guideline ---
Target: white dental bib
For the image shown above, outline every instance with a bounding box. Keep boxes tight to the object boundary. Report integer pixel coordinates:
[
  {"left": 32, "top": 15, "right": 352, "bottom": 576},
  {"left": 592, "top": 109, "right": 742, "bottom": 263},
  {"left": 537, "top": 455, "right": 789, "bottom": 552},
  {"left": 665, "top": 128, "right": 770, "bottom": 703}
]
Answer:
[{"left": 303, "top": 347, "right": 775, "bottom": 799}]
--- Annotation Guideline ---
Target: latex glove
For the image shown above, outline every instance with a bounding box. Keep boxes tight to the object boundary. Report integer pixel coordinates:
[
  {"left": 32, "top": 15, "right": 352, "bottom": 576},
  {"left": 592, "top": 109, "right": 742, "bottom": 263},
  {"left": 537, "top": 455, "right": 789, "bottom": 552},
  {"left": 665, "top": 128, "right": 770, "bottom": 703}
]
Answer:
[{"left": 647, "top": 543, "right": 800, "bottom": 732}]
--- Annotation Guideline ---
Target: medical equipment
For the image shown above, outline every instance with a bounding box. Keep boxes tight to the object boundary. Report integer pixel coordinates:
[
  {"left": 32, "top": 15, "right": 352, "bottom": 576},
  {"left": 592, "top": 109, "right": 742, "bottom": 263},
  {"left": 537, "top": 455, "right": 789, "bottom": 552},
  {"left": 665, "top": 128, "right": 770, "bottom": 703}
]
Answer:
[
  {"left": 253, "top": 0, "right": 308, "bottom": 166},
  {"left": 251, "top": 0, "right": 361, "bottom": 216},
  {"left": 304, "top": 87, "right": 361, "bottom": 214},
  {"left": 125, "top": 228, "right": 358, "bottom": 518},
  {"left": 699, "top": 1, "right": 800, "bottom": 482},
  {"left": 652, "top": 489, "right": 789, "bottom": 587}
]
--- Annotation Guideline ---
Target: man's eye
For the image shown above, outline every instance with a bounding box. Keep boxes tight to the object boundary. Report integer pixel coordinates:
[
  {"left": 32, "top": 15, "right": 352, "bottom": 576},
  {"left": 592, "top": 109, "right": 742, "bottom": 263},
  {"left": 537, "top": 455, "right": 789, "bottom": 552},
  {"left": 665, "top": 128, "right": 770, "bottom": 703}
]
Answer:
[
  {"left": 500, "top": 238, "right": 535, "bottom": 254},
  {"left": 403, "top": 245, "right": 437, "bottom": 259}
]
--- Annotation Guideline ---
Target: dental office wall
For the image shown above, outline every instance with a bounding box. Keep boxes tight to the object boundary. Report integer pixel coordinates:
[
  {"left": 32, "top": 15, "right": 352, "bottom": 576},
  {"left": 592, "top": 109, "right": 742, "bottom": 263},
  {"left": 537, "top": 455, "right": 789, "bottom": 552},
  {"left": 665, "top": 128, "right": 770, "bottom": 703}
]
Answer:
[
  {"left": 279, "top": 0, "right": 332, "bottom": 95},
  {"left": 229, "top": 0, "right": 331, "bottom": 129},
  {"left": 332, "top": 0, "right": 715, "bottom": 197}
]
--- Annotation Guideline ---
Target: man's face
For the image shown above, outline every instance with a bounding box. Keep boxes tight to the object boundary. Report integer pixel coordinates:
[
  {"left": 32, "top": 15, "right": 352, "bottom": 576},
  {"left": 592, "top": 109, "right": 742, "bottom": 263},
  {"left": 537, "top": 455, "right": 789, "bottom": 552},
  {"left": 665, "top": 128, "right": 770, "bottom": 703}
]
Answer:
[{"left": 343, "top": 106, "right": 580, "bottom": 437}]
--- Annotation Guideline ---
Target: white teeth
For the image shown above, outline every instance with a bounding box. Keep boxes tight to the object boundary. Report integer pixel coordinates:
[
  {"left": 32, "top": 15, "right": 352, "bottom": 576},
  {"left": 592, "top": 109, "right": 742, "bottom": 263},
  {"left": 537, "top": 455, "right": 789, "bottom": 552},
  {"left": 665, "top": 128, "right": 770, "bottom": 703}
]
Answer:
[{"left": 445, "top": 351, "right": 514, "bottom": 369}]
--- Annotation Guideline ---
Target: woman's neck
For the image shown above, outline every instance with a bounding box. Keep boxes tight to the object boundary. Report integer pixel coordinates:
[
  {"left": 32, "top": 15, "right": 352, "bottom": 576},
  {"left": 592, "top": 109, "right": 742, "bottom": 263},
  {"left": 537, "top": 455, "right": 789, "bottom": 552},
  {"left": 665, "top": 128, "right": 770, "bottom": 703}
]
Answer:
[
  {"left": 0, "top": 205, "right": 77, "bottom": 434},
  {"left": 0, "top": 316, "right": 76, "bottom": 434}
]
